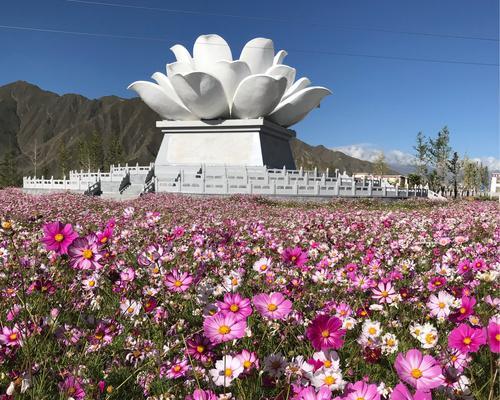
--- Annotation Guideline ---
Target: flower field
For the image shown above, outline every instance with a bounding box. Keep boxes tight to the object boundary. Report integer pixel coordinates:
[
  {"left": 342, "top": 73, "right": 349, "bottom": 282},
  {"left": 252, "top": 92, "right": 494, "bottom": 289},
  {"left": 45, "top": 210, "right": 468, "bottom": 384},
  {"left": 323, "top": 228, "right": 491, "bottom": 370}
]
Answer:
[{"left": 0, "top": 188, "right": 498, "bottom": 400}]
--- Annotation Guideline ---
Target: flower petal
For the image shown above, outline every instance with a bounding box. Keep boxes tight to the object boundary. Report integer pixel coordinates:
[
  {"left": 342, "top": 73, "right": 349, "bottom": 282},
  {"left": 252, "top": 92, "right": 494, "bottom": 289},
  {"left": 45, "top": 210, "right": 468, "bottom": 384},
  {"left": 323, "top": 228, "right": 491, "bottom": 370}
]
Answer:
[
  {"left": 232, "top": 74, "right": 287, "bottom": 119},
  {"left": 203, "top": 60, "right": 251, "bottom": 105},
  {"left": 151, "top": 72, "right": 186, "bottom": 106},
  {"left": 268, "top": 86, "right": 331, "bottom": 127},
  {"left": 265, "top": 64, "right": 296, "bottom": 91},
  {"left": 273, "top": 50, "right": 288, "bottom": 66},
  {"left": 170, "top": 44, "right": 193, "bottom": 65},
  {"left": 239, "top": 38, "right": 274, "bottom": 74},
  {"left": 127, "top": 81, "right": 197, "bottom": 120},
  {"left": 282, "top": 77, "right": 311, "bottom": 101},
  {"left": 193, "top": 34, "right": 232, "bottom": 71},
  {"left": 170, "top": 72, "right": 230, "bottom": 119},
  {"left": 166, "top": 61, "right": 194, "bottom": 77}
]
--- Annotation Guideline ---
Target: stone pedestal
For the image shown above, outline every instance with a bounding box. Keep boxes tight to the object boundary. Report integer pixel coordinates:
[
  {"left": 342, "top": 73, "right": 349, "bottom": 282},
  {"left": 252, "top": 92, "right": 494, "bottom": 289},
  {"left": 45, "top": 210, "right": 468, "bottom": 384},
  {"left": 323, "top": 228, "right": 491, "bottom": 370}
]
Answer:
[{"left": 155, "top": 118, "right": 296, "bottom": 172}]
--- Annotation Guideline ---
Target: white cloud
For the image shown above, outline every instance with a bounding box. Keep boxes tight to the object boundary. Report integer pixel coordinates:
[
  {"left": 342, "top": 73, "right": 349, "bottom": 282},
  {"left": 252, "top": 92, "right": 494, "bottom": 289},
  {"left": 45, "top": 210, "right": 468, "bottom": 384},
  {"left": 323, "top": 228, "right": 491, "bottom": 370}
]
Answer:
[{"left": 470, "top": 157, "right": 500, "bottom": 171}]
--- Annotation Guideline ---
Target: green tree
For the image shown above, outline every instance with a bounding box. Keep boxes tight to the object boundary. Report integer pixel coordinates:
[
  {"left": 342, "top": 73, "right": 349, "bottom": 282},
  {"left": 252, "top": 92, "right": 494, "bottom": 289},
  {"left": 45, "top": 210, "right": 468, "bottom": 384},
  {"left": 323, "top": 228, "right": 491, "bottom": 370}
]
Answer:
[
  {"left": 58, "top": 141, "right": 71, "bottom": 178},
  {"left": 0, "top": 150, "right": 21, "bottom": 188},
  {"left": 427, "top": 126, "right": 451, "bottom": 193},
  {"left": 447, "top": 151, "right": 461, "bottom": 199},
  {"left": 413, "top": 131, "right": 428, "bottom": 184},
  {"left": 373, "top": 151, "right": 387, "bottom": 177},
  {"left": 78, "top": 132, "right": 105, "bottom": 171},
  {"left": 408, "top": 173, "right": 422, "bottom": 187},
  {"left": 105, "top": 132, "right": 125, "bottom": 170}
]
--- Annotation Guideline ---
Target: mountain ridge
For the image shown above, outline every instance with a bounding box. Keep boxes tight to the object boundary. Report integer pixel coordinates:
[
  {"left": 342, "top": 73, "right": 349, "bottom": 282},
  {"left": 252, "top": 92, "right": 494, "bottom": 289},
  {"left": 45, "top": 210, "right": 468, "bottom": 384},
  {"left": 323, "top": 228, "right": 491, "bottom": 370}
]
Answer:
[{"left": 0, "top": 81, "right": 398, "bottom": 179}]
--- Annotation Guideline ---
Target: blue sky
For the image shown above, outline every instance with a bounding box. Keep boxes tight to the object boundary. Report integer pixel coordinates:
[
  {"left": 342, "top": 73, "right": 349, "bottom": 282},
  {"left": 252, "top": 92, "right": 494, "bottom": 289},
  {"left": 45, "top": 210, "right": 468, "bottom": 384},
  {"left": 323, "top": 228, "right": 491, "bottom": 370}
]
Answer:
[{"left": 1, "top": 0, "right": 498, "bottom": 165}]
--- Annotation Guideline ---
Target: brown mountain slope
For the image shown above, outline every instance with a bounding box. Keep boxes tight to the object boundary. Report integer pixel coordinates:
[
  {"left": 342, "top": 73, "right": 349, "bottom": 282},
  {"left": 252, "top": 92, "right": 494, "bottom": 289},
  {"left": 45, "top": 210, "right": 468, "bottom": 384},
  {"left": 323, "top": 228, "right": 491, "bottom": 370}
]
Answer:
[{"left": 0, "top": 81, "right": 398, "bottom": 178}]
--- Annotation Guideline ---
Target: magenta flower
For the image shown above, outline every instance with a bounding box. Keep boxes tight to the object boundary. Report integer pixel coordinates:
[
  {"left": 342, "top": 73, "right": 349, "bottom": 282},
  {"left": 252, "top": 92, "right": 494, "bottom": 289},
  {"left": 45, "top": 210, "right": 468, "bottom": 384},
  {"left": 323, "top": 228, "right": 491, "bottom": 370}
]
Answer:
[
  {"left": 450, "top": 296, "right": 476, "bottom": 322},
  {"left": 161, "top": 358, "right": 189, "bottom": 379},
  {"left": 394, "top": 349, "right": 444, "bottom": 390},
  {"left": 448, "top": 323, "right": 486, "bottom": 353},
  {"left": 67, "top": 234, "right": 102, "bottom": 270},
  {"left": 427, "top": 276, "right": 446, "bottom": 291},
  {"left": 252, "top": 292, "right": 293, "bottom": 320},
  {"left": 185, "top": 389, "right": 218, "bottom": 400},
  {"left": 282, "top": 246, "right": 308, "bottom": 267},
  {"left": 390, "top": 383, "right": 432, "bottom": 400},
  {"left": 294, "top": 386, "right": 332, "bottom": 400},
  {"left": 217, "top": 293, "right": 252, "bottom": 321},
  {"left": 185, "top": 334, "right": 214, "bottom": 362},
  {"left": 487, "top": 320, "right": 500, "bottom": 353},
  {"left": 343, "top": 380, "right": 380, "bottom": 400},
  {"left": 59, "top": 375, "right": 85, "bottom": 400},
  {"left": 306, "top": 315, "right": 346, "bottom": 351},
  {"left": 164, "top": 269, "right": 193, "bottom": 292},
  {"left": 0, "top": 326, "right": 22, "bottom": 347},
  {"left": 203, "top": 312, "right": 247, "bottom": 344},
  {"left": 42, "top": 222, "right": 78, "bottom": 254}
]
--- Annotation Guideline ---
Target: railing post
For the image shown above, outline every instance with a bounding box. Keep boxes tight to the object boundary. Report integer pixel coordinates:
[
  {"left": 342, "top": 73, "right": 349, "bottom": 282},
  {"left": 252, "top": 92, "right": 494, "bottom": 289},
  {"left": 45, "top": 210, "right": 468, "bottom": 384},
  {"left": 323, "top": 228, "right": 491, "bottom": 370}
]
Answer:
[{"left": 351, "top": 179, "right": 356, "bottom": 196}]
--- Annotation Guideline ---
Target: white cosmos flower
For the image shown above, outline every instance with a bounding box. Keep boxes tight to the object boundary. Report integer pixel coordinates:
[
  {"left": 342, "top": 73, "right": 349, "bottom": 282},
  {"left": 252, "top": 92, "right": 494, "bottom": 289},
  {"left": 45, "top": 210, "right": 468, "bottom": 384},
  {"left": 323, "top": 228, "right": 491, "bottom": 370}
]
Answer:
[
  {"left": 311, "top": 368, "right": 345, "bottom": 391},
  {"left": 129, "top": 34, "right": 331, "bottom": 127},
  {"left": 209, "top": 355, "right": 243, "bottom": 387},
  {"left": 253, "top": 257, "right": 272, "bottom": 274}
]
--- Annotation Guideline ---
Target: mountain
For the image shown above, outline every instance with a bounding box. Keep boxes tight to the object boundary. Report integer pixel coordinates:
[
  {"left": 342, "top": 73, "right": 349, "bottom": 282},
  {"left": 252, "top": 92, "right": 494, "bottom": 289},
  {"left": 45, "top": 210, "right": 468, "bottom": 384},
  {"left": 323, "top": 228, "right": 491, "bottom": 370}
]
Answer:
[{"left": 0, "top": 81, "right": 398, "bottom": 179}]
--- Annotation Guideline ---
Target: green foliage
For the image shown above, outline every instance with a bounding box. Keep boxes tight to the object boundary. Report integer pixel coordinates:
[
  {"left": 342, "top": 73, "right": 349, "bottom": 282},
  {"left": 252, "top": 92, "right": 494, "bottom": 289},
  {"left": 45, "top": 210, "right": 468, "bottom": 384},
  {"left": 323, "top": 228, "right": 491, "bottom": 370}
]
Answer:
[{"left": 0, "top": 150, "right": 21, "bottom": 188}]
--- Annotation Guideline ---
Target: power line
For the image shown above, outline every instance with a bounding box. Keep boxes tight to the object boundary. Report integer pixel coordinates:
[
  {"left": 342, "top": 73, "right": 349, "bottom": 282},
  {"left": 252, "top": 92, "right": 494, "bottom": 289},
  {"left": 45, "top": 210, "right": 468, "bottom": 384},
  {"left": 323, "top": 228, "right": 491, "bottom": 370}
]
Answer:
[
  {"left": 66, "top": 0, "right": 499, "bottom": 42},
  {"left": 0, "top": 24, "right": 498, "bottom": 67}
]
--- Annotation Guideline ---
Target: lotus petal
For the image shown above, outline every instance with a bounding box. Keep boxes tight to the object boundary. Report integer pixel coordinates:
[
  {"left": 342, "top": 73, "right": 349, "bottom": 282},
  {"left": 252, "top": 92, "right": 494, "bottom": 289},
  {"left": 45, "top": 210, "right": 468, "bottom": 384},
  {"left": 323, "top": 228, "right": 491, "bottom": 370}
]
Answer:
[
  {"left": 166, "top": 61, "right": 194, "bottom": 77},
  {"left": 170, "top": 44, "right": 193, "bottom": 66},
  {"left": 232, "top": 75, "right": 287, "bottom": 119},
  {"left": 170, "top": 72, "right": 229, "bottom": 119},
  {"left": 193, "top": 34, "right": 232, "bottom": 71},
  {"left": 273, "top": 50, "right": 287, "bottom": 66},
  {"left": 239, "top": 38, "right": 274, "bottom": 74},
  {"left": 268, "top": 87, "right": 331, "bottom": 127},
  {"left": 151, "top": 72, "right": 186, "bottom": 106},
  {"left": 265, "top": 64, "right": 296, "bottom": 91},
  {"left": 282, "top": 77, "right": 311, "bottom": 101},
  {"left": 127, "top": 81, "right": 197, "bottom": 120},
  {"left": 204, "top": 60, "right": 251, "bottom": 105}
]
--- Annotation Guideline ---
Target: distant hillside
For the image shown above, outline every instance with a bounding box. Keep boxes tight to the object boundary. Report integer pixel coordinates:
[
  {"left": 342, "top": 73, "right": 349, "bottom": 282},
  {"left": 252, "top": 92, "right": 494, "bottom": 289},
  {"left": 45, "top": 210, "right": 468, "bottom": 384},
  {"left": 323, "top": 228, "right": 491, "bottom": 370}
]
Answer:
[{"left": 0, "top": 81, "right": 397, "bottom": 179}]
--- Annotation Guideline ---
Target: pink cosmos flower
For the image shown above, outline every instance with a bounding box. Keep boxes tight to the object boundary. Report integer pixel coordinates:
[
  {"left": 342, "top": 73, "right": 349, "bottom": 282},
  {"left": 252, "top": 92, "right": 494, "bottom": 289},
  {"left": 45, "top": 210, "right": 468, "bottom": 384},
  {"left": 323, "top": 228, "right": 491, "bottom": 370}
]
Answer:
[
  {"left": 164, "top": 269, "right": 193, "bottom": 292},
  {"left": 252, "top": 292, "right": 293, "bottom": 320},
  {"left": 427, "top": 276, "right": 446, "bottom": 291},
  {"left": 448, "top": 323, "right": 486, "bottom": 353},
  {"left": 161, "top": 358, "right": 189, "bottom": 379},
  {"left": 450, "top": 296, "right": 476, "bottom": 322},
  {"left": 343, "top": 380, "right": 380, "bottom": 400},
  {"left": 203, "top": 312, "right": 247, "bottom": 344},
  {"left": 237, "top": 349, "right": 259, "bottom": 372},
  {"left": 456, "top": 260, "right": 471, "bottom": 275},
  {"left": 471, "top": 258, "right": 486, "bottom": 271},
  {"left": 42, "top": 222, "right": 78, "bottom": 254},
  {"left": 68, "top": 234, "right": 103, "bottom": 270},
  {"left": 294, "top": 386, "right": 332, "bottom": 400},
  {"left": 487, "top": 320, "right": 500, "bottom": 353},
  {"left": 185, "top": 389, "right": 218, "bottom": 400},
  {"left": 282, "top": 246, "right": 308, "bottom": 267},
  {"left": 217, "top": 293, "right": 252, "bottom": 321},
  {"left": 306, "top": 315, "right": 346, "bottom": 351},
  {"left": 371, "top": 281, "right": 397, "bottom": 304},
  {"left": 390, "top": 383, "right": 432, "bottom": 400},
  {"left": 427, "top": 290, "right": 454, "bottom": 319},
  {"left": 59, "top": 375, "right": 85, "bottom": 400},
  {"left": 394, "top": 349, "right": 444, "bottom": 390},
  {"left": 0, "top": 326, "right": 22, "bottom": 347},
  {"left": 185, "top": 334, "right": 214, "bottom": 362}
]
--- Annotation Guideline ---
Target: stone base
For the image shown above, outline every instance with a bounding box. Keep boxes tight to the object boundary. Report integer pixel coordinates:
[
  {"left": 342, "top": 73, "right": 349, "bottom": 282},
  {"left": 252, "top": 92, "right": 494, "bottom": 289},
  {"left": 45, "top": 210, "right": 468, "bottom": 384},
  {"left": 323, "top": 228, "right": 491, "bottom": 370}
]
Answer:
[{"left": 155, "top": 118, "right": 296, "bottom": 172}]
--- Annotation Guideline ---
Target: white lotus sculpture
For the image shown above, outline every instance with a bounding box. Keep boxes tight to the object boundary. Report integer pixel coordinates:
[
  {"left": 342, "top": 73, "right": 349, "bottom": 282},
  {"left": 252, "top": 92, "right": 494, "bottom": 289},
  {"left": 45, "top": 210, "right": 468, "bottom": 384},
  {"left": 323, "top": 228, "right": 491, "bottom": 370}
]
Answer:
[{"left": 128, "top": 34, "right": 331, "bottom": 127}]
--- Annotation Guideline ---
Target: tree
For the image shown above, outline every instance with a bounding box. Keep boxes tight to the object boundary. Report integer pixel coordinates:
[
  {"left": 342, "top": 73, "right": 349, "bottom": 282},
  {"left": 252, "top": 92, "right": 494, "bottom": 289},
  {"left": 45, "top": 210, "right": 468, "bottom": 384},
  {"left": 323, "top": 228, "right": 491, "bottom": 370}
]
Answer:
[
  {"left": 78, "top": 132, "right": 105, "bottom": 171},
  {"left": 58, "top": 142, "right": 71, "bottom": 178},
  {"left": 408, "top": 173, "right": 422, "bottom": 187},
  {"left": 373, "top": 151, "right": 387, "bottom": 177},
  {"left": 427, "top": 126, "right": 451, "bottom": 193},
  {"left": 26, "top": 139, "right": 42, "bottom": 177},
  {"left": 105, "top": 132, "right": 125, "bottom": 170},
  {"left": 447, "top": 151, "right": 461, "bottom": 199},
  {"left": 413, "top": 131, "right": 428, "bottom": 184},
  {"left": 0, "top": 150, "right": 21, "bottom": 188}
]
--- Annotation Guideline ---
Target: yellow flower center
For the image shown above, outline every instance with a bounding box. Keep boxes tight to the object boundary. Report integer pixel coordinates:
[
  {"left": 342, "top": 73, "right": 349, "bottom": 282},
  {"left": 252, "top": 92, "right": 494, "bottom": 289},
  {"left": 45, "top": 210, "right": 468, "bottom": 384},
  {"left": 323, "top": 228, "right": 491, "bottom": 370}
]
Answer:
[
  {"left": 196, "top": 345, "right": 204, "bottom": 353},
  {"left": 438, "top": 302, "right": 446, "bottom": 309},
  {"left": 88, "top": 280, "right": 95, "bottom": 287},
  {"left": 356, "top": 397, "right": 365, "bottom": 400},
  {"left": 1, "top": 221, "right": 12, "bottom": 230},
  {"left": 8, "top": 333, "right": 17, "bottom": 341},
  {"left": 463, "top": 337, "right": 472, "bottom": 345},
  {"left": 368, "top": 327, "right": 377, "bottom": 335},
  {"left": 82, "top": 249, "right": 93, "bottom": 259},
  {"left": 54, "top": 233, "right": 64, "bottom": 242},
  {"left": 321, "top": 330, "right": 330, "bottom": 338},
  {"left": 68, "top": 387, "right": 76, "bottom": 395},
  {"left": 100, "top": 236, "right": 108, "bottom": 243},
  {"left": 230, "top": 304, "right": 239, "bottom": 312},
  {"left": 425, "top": 333, "right": 435, "bottom": 344},
  {"left": 106, "top": 386, "right": 113, "bottom": 394},
  {"left": 324, "top": 360, "right": 332, "bottom": 368},
  {"left": 243, "top": 360, "right": 252, "bottom": 369},
  {"left": 127, "top": 306, "right": 135, "bottom": 313},
  {"left": 495, "top": 334, "right": 500, "bottom": 342},
  {"left": 224, "top": 368, "right": 233, "bottom": 377},
  {"left": 260, "top": 264, "right": 268, "bottom": 271},
  {"left": 451, "top": 355, "right": 458, "bottom": 362},
  {"left": 291, "top": 256, "right": 297, "bottom": 261},
  {"left": 218, "top": 325, "right": 231, "bottom": 335},
  {"left": 381, "top": 290, "right": 389, "bottom": 297},
  {"left": 231, "top": 278, "right": 238, "bottom": 285},
  {"left": 267, "top": 303, "right": 277, "bottom": 312},
  {"left": 173, "top": 365, "right": 181, "bottom": 372},
  {"left": 434, "top": 281, "right": 441, "bottom": 286},
  {"left": 152, "top": 266, "right": 159, "bottom": 274},
  {"left": 459, "top": 307, "right": 466, "bottom": 314},
  {"left": 94, "top": 332, "right": 104, "bottom": 340},
  {"left": 174, "top": 280, "right": 182, "bottom": 287},
  {"left": 387, "top": 338, "right": 395, "bottom": 346},
  {"left": 324, "top": 375, "right": 336, "bottom": 385},
  {"left": 411, "top": 368, "right": 423, "bottom": 379}
]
